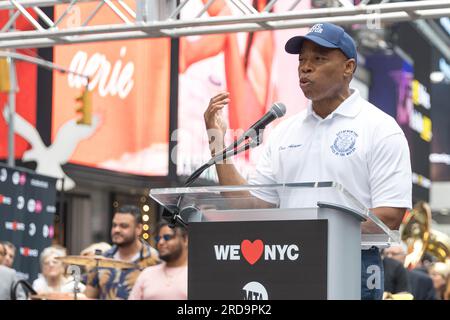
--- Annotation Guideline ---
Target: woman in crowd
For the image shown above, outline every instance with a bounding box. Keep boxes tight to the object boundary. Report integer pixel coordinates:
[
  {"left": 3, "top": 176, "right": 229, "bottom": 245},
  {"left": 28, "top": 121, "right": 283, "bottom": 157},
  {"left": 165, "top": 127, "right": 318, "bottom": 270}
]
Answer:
[
  {"left": 429, "top": 262, "right": 450, "bottom": 300},
  {"left": 32, "top": 246, "right": 86, "bottom": 296}
]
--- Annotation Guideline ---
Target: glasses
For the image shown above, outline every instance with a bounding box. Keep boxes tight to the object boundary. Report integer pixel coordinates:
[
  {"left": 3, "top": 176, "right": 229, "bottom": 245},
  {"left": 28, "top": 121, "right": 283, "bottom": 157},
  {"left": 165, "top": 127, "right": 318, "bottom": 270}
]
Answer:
[
  {"left": 154, "top": 234, "right": 175, "bottom": 243},
  {"left": 43, "top": 259, "right": 63, "bottom": 267}
]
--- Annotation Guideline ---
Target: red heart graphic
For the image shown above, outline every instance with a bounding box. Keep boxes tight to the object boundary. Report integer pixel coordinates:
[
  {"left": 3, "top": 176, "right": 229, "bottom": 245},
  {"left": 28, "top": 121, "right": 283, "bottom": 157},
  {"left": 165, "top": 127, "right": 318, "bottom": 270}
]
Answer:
[{"left": 241, "top": 239, "right": 264, "bottom": 265}]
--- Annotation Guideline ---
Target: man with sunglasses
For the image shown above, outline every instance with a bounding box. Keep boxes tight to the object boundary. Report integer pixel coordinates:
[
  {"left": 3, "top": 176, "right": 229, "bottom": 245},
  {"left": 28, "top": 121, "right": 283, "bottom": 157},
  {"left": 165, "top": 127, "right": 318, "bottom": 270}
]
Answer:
[
  {"left": 85, "top": 205, "right": 159, "bottom": 300},
  {"left": 129, "top": 220, "right": 188, "bottom": 300},
  {"left": 204, "top": 22, "right": 412, "bottom": 300}
]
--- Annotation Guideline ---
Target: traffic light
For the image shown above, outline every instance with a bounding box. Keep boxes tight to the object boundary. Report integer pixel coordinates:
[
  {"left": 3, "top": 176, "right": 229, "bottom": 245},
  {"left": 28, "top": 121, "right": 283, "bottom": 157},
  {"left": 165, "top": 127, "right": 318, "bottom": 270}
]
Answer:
[
  {"left": 0, "top": 58, "right": 11, "bottom": 92},
  {"left": 75, "top": 86, "right": 92, "bottom": 125}
]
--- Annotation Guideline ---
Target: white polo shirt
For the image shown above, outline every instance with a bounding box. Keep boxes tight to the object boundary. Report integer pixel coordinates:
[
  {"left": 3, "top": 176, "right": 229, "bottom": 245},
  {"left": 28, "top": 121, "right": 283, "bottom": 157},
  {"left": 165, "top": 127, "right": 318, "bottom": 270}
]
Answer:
[{"left": 248, "top": 89, "right": 412, "bottom": 211}]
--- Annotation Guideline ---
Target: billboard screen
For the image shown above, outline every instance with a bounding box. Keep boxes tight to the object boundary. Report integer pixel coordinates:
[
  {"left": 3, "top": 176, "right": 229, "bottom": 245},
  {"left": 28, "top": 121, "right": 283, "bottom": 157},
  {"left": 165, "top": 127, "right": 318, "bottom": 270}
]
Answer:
[
  {"left": 177, "top": 0, "right": 312, "bottom": 180},
  {"left": 430, "top": 52, "right": 450, "bottom": 182},
  {"left": 52, "top": 1, "right": 170, "bottom": 176},
  {"left": 366, "top": 52, "right": 431, "bottom": 202}
]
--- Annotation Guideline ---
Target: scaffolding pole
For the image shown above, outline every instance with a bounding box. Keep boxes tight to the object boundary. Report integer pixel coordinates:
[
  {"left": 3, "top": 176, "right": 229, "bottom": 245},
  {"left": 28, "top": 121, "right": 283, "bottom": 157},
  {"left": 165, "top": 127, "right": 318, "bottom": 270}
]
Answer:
[{"left": 0, "top": 0, "right": 449, "bottom": 49}]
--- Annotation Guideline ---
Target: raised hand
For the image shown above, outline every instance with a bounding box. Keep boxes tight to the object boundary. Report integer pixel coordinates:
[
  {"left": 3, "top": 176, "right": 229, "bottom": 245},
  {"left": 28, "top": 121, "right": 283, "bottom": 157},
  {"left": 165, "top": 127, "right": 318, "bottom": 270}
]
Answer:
[{"left": 204, "top": 92, "right": 230, "bottom": 155}]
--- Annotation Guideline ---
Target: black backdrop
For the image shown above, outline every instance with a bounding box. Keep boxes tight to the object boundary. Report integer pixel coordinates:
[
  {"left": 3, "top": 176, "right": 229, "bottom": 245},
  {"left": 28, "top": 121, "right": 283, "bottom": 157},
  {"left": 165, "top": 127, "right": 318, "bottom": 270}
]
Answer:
[{"left": 0, "top": 163, "right": 56, "bottom": 283}]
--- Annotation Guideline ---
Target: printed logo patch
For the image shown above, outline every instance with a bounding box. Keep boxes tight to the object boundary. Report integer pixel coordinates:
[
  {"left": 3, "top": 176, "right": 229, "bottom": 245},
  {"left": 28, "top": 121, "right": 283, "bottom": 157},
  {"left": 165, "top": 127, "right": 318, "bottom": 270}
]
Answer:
[{"left": 331, "top": 130, "right": 358, "bottom": 156}]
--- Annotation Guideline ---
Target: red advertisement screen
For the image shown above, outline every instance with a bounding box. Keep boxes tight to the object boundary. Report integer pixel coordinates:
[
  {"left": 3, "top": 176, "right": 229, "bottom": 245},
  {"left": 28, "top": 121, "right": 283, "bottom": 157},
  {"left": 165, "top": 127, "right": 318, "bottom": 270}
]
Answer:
[
  {"left": 0, "top": 12, "right": 37, "bottom": 159},
  {"left": 52, "top": 1, "right": 170, "bottom": 176}
]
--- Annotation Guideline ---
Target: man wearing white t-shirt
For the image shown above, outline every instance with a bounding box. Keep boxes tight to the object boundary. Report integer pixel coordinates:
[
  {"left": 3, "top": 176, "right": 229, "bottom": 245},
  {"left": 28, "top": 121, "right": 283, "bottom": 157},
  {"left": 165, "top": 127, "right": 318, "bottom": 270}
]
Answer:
[{"left": 203, "top": 22, "right": 412, "bottom": 300}]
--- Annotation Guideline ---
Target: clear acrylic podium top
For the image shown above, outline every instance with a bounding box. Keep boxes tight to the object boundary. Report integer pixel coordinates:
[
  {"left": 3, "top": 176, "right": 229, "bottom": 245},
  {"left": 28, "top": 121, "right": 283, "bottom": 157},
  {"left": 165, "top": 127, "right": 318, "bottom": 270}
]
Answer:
[{"left": 150, "top": 181, "right": 400, "bottom": 248}]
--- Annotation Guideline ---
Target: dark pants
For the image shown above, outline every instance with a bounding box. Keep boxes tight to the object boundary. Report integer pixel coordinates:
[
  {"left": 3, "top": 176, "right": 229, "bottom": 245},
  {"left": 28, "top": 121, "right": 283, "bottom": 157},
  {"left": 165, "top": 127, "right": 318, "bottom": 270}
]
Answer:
[{"left": 361, "top": 247, "right": 384, "bottom": 300}]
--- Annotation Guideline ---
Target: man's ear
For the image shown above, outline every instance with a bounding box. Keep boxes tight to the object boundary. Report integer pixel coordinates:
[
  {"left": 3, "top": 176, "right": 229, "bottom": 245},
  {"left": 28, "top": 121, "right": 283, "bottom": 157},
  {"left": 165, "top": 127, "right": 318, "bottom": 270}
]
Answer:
[
  {"left": 136, "top": 223, "right": 143, "bottom": 237},
  {"left": 344, "top": 58, "right": 356, "bottom": 77},
  {"left": 182, "top": 235, "right": 189, "bottom": 248}
]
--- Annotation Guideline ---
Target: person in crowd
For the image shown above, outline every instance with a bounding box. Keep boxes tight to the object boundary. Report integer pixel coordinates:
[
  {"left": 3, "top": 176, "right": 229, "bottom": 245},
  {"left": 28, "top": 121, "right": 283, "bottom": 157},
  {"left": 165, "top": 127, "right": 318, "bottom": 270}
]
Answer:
[
  {"left": 382, "top": 254, "right": 411, "bottom": 295},
  {"left": 384, "top": 244, "right": 436, "bottom": 300},
  {"left": 0, "top": 243, "right": 5, "bottom": 264},
  {"left": 444, "top": 273, "right": 450, "bottom": 300},
  {"left": 129, "top": 220, "right": 188, "bottom": 300},
  {"left": 0, "top": 243, "right": 25, "bottom": 300},
  {"left": 1, "top": 241, "right": 16, "bottom": 269},
  {"left": 32, "top": 246, "right": 86, "bottom": 296},
  {"left": 204, "top": 22, "right": 412, "bottom": 300},
  {"left": 85, "top": 205, "right": 160, "bottom": 300},
  {"left": 408, "top": 266, "right": 437, "bottom": 300},
  {"left": 429, "top": 262, "right": 450, "bottom": 300},
  {"left": 413, "top": 252, "right": 436, "bottom": 275}
]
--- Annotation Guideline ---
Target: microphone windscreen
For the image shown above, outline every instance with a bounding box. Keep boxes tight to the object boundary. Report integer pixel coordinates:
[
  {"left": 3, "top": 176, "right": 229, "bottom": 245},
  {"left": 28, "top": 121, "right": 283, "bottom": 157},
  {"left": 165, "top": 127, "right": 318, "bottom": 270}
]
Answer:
[{"left": 271, "top": 102, "right": 286, "bottom": 118}]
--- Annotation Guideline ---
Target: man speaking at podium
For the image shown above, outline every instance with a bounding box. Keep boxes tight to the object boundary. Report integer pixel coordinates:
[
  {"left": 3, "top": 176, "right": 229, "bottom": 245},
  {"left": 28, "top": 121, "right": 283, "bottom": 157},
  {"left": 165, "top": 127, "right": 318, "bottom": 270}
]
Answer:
[{"left": 203, "top": 23, "right": 412, "bottom": 300}]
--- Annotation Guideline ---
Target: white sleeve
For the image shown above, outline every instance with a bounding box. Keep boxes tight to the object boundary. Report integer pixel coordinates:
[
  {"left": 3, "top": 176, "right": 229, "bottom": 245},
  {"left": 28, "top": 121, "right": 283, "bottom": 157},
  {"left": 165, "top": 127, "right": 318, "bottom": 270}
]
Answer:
[
  {"left": 368, "top": 132, "right": 412, "bottom": 209},
  {"left": 32, "top": 277, "right": 46, "bottom": 292}
]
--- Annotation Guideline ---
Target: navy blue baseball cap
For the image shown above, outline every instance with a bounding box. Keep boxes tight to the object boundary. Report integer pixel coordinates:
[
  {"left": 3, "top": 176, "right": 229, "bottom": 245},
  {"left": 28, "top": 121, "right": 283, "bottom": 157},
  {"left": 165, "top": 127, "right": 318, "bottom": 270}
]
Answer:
[{"left": 285, "top": 23, "right": 357, "bottom": 62}]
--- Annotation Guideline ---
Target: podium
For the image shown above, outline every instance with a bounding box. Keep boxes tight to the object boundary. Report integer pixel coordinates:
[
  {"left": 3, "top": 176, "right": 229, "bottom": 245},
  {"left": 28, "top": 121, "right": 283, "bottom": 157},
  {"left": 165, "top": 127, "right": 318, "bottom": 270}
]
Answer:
[{"left": 150, "top": 181, "right": 399, "bottom": 300}]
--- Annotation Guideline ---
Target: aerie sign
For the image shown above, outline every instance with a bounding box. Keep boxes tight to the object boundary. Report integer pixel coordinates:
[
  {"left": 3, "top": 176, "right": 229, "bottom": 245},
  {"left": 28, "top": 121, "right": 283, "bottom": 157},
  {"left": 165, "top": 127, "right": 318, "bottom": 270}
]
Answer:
[
  {"left": 68, "top": 46, "right": 134, "bottom": 99},
  {"left": 214, "top": 239, "right": 300, "bottom": 265}
]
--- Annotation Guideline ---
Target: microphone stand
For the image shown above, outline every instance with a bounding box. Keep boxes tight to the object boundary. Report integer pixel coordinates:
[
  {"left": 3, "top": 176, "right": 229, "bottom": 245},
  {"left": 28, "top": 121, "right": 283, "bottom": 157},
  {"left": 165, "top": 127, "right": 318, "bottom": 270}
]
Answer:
[{"left": 163, "top": 133, "right": 264, "bottom": 228}]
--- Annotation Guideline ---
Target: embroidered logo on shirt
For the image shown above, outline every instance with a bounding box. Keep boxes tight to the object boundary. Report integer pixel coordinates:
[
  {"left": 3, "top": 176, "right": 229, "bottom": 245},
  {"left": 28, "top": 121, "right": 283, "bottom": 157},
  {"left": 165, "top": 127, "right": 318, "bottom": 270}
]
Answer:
[{"left": 331, "top": 130, "right": 358, "bottom": 156}]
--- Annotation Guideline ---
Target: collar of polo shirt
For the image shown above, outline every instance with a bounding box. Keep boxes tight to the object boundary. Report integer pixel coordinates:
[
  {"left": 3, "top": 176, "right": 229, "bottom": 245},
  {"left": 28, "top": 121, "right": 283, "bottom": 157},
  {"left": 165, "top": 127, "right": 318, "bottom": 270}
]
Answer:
[{"left": 306, "top": 89, "right": 362, "bottom": 120}]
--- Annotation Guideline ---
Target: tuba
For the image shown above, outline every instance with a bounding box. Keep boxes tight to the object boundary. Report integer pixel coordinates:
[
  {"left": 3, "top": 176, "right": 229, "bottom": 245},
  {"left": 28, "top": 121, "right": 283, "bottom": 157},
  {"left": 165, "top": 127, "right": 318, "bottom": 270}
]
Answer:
[
  {"left": 427, "top": 229, "right": 450, "bottom": 263},
  {"left": 401, "top": 201, "right": 450, "bottom": 268}
]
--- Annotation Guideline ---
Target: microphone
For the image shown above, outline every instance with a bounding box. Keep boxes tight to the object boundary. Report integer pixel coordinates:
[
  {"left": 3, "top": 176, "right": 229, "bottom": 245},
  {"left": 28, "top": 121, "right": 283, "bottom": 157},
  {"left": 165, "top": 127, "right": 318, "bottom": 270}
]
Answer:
[
  {"left": 186, "top": 102, "right": 287, "bottom": 187},
  {"left": 171, "top": 102, "right": 287, "bottom": 227},
  {"left": 227, "top": 102, "right": 286, "bottom": 152}
]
